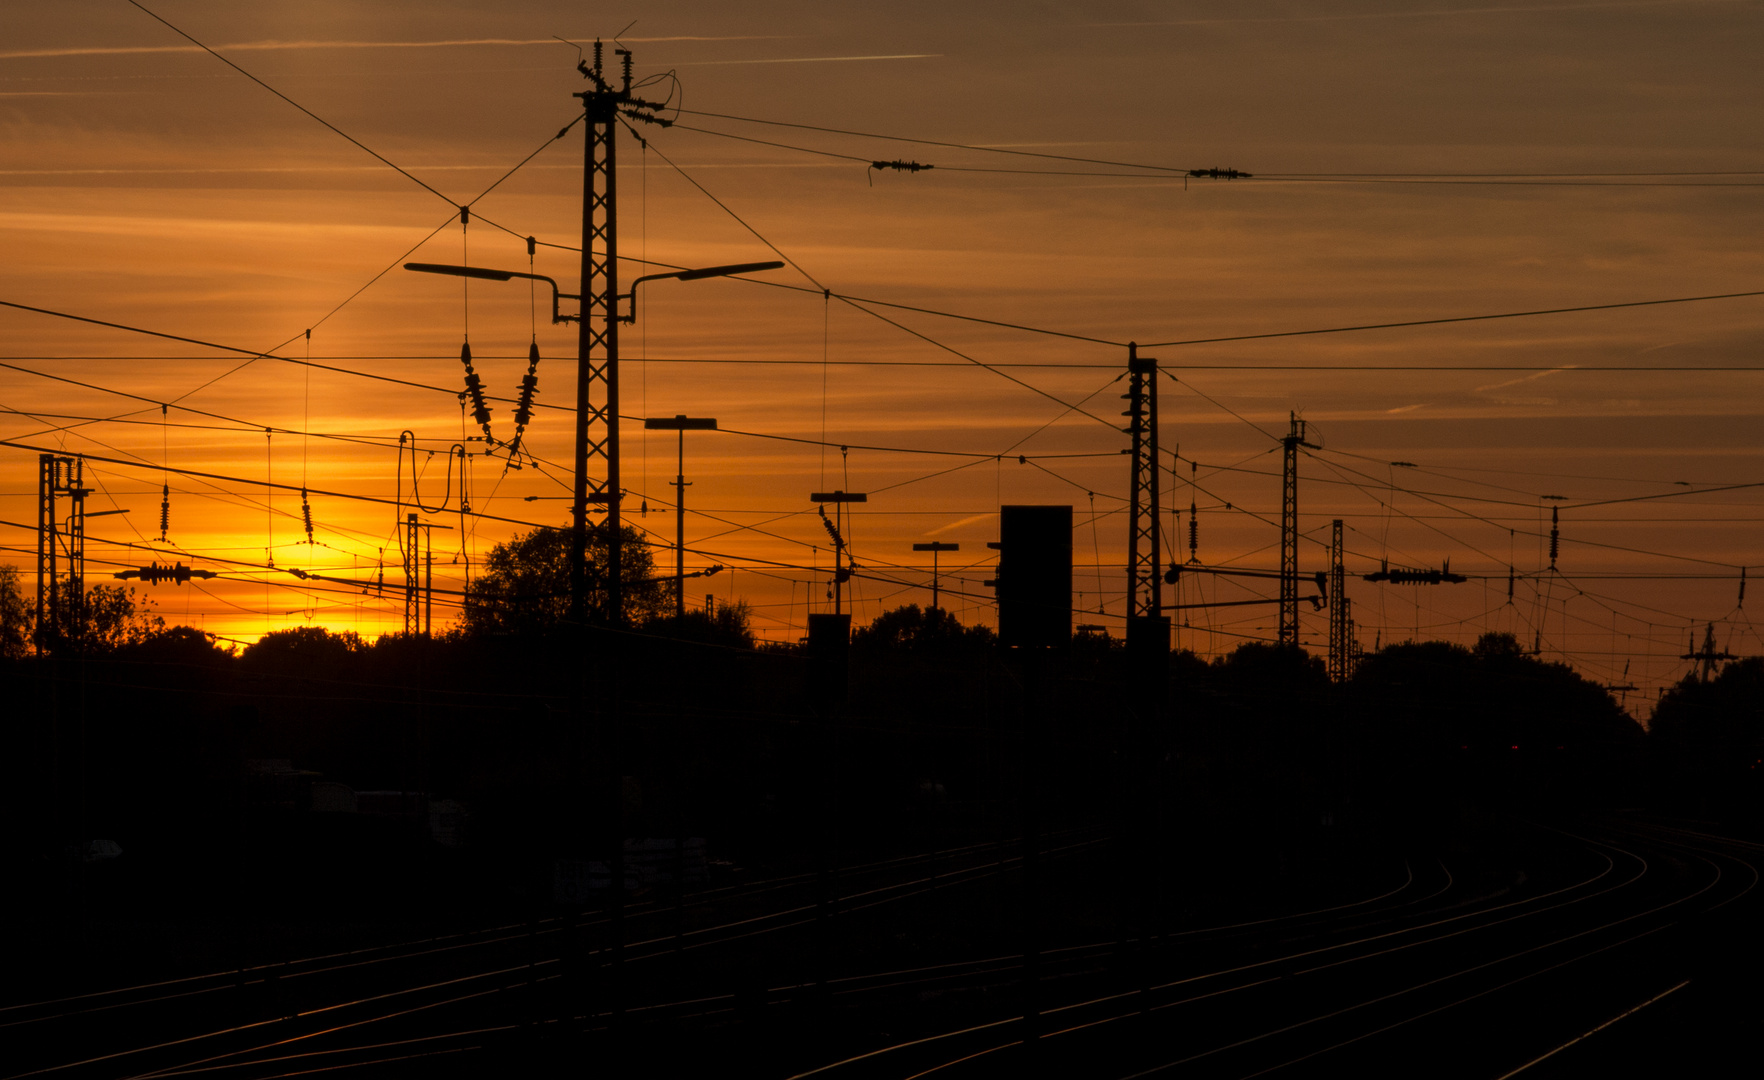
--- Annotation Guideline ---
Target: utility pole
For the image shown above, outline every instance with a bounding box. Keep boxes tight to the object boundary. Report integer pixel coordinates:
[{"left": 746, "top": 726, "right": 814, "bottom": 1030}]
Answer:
[
  {"left": 425, "top": 526, "right": 434, "bottom": 637},
  {"left": 644, "top": 415, "right": 718, "bottom": 620},
  {"left": 1328, "top": 519, "right": 1351, "bottom": 682},
  {"left": 1279, "top": 414, "right": 1315, "bottom": 648},
  {"left": 1682, "top": 623, "right": 1736, "bottom": 681},
  {"left": 36, "top": 455, "right": 88, "bottom": 651},
  {"left": 401, "top": 515, "right": 451, "bottom": 638},
  {"left": 406, "top": 46, "right": 767, "bottom": 624},
  {"left": 1122, "top": 343, "right": 1171, "bottom": 1028},
  {"left": 403, "top": 513, "right": 420, "bottom": 637},
  {"left": 1124, "top": 344, "right": 1164, "bottom": 635},
  {"left": 572, "top": 42, "right": 671, "bottom": 625},
  {"left": 812, "top": 491, "right": 867, "bottom": 615},
  {"left": 913, "top": 541, "right": 959, "bottom": 612}
]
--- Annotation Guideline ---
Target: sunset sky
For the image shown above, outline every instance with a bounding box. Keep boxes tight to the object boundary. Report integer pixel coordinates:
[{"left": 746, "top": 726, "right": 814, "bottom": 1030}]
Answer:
[{"left": 3, "top": 1, "right": 1761, "bottom": 711}]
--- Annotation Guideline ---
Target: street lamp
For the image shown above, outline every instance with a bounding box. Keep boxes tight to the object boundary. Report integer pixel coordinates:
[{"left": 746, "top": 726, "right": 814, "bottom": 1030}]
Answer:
[
  {"left": 405, "top": 258, "right": 780, "bottom": 623},
  {"left": 912, "top": 541, "right": 959, "bottom": 613},
  {"left": 622, "top": 262, "right": 783, "bottom": 324},
  {"left": 642, "top": 414, "right": 717, "bottom": 621}
]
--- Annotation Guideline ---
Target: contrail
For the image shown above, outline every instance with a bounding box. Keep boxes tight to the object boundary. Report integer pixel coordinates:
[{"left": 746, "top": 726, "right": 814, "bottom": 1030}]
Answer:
[
  {"left": 681, "top": 54, "right": 942, "bottom": 66},
  {"left": 1474, "top": 365, "right": 1577, "bottom": 393},
  {"left": 0, "top": 36, "right": 780, "bottom": 60},
  {"left": 927, "top": 514, "right": 996, "bottom": 537}
]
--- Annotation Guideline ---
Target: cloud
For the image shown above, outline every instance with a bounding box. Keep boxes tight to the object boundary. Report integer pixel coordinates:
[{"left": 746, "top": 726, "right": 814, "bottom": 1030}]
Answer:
[{"left": 1386, "top": 403, "right": 1429, "bottom": 414}]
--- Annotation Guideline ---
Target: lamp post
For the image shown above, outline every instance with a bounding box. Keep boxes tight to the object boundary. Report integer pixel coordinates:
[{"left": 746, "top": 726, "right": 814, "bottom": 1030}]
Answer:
[
  {"left": 912, "top": 541, "right": 959, "bottom": 613},
  {"left": 404, "top": 259, "right": 779, "bottom": 623},
  {"left": 642, "top": 415, "right": 717, "bottom": 621}
]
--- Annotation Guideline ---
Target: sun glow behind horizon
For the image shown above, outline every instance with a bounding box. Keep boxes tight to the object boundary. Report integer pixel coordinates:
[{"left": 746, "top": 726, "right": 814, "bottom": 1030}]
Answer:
[{"left": 3, "top": 2, "right": 1762, "bottom": 711}]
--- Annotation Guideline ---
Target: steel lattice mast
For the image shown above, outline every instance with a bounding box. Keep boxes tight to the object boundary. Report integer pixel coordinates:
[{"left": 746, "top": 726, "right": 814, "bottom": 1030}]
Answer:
[
  {"left": 1124, "top": 344, "right": 1162, "bottom": 622},
  {"left": 1279, "top": 413, "right": 1311, "bottom": 648},
  {"left": 570, "top": 42, "right": 671, "bottom": 624},
  {"left": 37, "top": 454, "right": 87, "bottom": 652},
  {"left": 1328, "top": 518, "right": 1352, "bottom": 681}
]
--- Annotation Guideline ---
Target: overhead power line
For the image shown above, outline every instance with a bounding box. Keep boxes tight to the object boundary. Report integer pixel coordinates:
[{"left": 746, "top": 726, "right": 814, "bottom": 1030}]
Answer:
[
  {"left": 125, "top": 1, "right": 460, "bottom": 208},
  {"left": 17, "top": 355, "right": 1764, "bottom": 373},
  {"left": 631, "top": 135, "right": 1126, "bottom": 431},
  {"left": 1141, "top": 289, "right": 1764, "bottom": 348},
  {"left": 674, "top": 107, "right": 1764, "bottom": 184},
  {"left": 0, "top": 436, "right": 551, "bottom": 532}
]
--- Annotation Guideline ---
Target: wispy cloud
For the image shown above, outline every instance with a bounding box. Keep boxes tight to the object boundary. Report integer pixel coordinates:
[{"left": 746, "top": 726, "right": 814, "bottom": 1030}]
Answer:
[
  {"left": 1474, "top": 365, "right": 1578, "bottom": 393},
  {"left": 1386, "top": 403, "right": 1430, "bottom": 414},
  {"left": 0, "top": 36, "right": 781, "bottom": 61}
]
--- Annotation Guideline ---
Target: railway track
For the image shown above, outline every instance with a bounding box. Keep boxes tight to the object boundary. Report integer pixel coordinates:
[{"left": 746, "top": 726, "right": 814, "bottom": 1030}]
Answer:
[
  {"left": 780, "top": 815, "right": 1760, "bottom": 1078},
  {"left": 20, "top": 814, "right": 1749, "bottom": 1077},
  {"left": 0, "top": 830, "right": 1100, "bottom": 1079}
]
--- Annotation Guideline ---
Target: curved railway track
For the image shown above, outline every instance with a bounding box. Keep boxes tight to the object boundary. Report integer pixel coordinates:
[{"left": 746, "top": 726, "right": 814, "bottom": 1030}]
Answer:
[
  {"left": 0, "top": 830, "right": 1100, "bottom": 1080},
  {"left": 14, "top": 815, "right": 1754, "bottom": 1077},
  {"left": 782, "top": 815, "right": 1761, "bottom": 1079}
]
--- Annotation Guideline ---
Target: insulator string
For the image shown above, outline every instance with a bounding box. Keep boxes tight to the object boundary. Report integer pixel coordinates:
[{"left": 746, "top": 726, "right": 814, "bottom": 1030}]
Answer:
[{"left": 159, "top": 402, "right": 170, "bottom": 541}]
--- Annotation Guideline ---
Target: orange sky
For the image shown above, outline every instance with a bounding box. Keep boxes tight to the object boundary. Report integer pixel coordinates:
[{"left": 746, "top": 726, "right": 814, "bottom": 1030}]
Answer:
[{"left": 4, "top": 1, "right": 1762, "bottom": 711}]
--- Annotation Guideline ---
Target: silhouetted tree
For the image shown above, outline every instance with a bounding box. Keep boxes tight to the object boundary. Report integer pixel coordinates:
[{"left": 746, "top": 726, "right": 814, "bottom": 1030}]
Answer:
[
  {"left": 241, "top": 625, "right": 370, "bottom": 673},
  {"left": 114, "top": 624, "right": 235, "bottom": 665},
  {"left": 851, "top": 603, "right": 996, "bottom": 656},
  {"left": 1069, "top": 624, "right": 1123, "bottom": 660},
  {"left": 460, "top": 524, "right": 666, "bottom": 636},
  {"left": 1211, "top": 641, "right": 1329, "bottom": 696},
  {"left": 1350, "top": 632, "right": 1641, "bottom": 807},
  {"left": 32, "top": 580, "right": 162, "bottom": 655},
  {"left": 0, "top": 564, "right": 29, "bottom": 658},
  {"left": 1648, "top": 657, "right": 1764, "bottom": 816},
  {"left": 644, "top": 600, "right": 757, "bottom": 648}
]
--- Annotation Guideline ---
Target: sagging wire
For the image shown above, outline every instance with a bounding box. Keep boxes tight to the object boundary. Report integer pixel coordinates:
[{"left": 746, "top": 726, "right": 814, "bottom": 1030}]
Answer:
[{"left": 397, "top": 430, "right": 459, "bottom": 516}]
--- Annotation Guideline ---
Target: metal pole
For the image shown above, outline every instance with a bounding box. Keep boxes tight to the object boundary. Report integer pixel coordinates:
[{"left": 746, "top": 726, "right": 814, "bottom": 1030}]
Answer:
[
  {"left": 914, "top": 542, "right": 959, "bottom": 614},
  {"left": 573, "top": 80, "right": 621, "bottom": 625},
  {"left": 604, "top": 128, "right": 622, "bottom": 629},
  {"left": 572, "top": 100, "right": 594, "bottom": 623},
  {"left": 932, "top": 546, "right": 939, "bottom": 612},
  {"left": 1280, "top": 414, "right": 1307, "bottom": 647},
  {"left": 424, "top": 526, "right": 433, "bottom": 638},
  {"left": 403, "top": 513, "right": 419, "bottom": 637},
  {"left": 676, "top": 428, "right": 685, "bottom": 621},
  {"left": 37, "top": 455, "right": 53, "bottom": 651}
]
